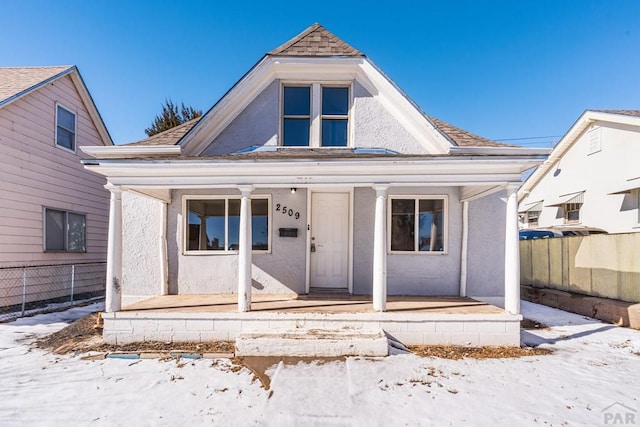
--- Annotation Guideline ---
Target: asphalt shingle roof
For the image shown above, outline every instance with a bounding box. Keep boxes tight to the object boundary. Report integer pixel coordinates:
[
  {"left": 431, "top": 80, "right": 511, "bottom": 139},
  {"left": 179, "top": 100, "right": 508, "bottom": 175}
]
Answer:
[
  {"left": 127, "top": 118, "right": 201, "bottom": 146},
  {"left": 126, "top": 114, "right": 507, "bottom": 149},
  {"left": 0, "top": 66, "right": 72, "bottom": 105},
  {"left": 592, "top": 110, "right": 640, "bottom": 118},
  {"left": 427, "top": 116, "right": 513, "bottom": 148},
  {"left": 268, "top": 23, "right": 364, "bottom": 57}
]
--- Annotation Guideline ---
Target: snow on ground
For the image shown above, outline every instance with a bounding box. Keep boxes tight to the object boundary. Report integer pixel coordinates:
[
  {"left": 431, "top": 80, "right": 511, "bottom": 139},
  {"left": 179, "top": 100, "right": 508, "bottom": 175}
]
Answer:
[{"left": 1, "top": 301, "right": 639, "bottom": 426}]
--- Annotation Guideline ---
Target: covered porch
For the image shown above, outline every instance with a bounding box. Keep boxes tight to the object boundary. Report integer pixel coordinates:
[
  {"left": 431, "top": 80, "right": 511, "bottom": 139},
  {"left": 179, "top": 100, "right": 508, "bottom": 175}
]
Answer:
[{"left": 101, "top": 294, "right": 522, "bottom": 347}]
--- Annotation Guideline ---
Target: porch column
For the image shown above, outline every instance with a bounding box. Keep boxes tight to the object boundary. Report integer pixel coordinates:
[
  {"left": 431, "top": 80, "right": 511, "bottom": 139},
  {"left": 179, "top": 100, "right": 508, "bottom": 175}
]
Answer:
[
  {"left": 504, "top": 184, "right": 520, "bottom": 314},
  {"left": 459, "top": 200, "right": 469, "bottom": 297},
  {"left": 372, "top": 184, "right": 389, "bottom": 312},
  {"left": 105, "top": 185, "right": 123, "bottom": 313},
  {"left": 238, "top": 185, "right": 253, "bottom": 312}
]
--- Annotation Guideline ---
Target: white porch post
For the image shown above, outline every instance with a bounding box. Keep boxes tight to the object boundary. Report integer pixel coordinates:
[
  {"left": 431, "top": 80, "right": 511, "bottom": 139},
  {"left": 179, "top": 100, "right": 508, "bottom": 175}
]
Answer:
[
  {"left": 238, "top": 185, "right": 253, "bottom": 312},
  {"left": 372, "top": 184, "right": 388, "bottom": 312},
  {"left": 459, "top": 200, "right": 469, "bottom": 297},
  {"left": 504, "top": 184, "right": 521, "bottom": 314},
  {"left": 105, "top": 185, "right": 123, "bottom": 313}
]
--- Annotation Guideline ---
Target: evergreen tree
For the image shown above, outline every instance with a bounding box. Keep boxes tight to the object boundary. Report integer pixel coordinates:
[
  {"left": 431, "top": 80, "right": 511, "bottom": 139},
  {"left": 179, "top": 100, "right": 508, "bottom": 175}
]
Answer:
[{"left": 145, "top": 99, "right": 202, "bottom": 136}]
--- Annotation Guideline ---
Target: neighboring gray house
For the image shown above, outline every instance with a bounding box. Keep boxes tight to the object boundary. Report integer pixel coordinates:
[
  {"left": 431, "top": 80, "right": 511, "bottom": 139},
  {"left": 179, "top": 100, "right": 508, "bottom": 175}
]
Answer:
[
  {"left": 519, "top": 110, "right": 640, "bottom": 233},
  {"left": 82, "top": 24, "right": 547, "bottom": 347}
]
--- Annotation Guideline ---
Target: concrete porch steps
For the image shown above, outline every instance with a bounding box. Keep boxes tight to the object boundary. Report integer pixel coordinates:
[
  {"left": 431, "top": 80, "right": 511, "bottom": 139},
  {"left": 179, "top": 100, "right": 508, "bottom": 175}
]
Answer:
[{"left": 235, "top": 329, "right": 389, "bottom": 357}]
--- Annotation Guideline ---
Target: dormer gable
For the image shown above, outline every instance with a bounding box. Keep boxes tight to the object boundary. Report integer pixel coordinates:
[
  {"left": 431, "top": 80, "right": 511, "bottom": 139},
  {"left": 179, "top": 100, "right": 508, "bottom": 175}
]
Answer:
[{"left": 143, "top": 24, "right": 506, "bottom": 157}]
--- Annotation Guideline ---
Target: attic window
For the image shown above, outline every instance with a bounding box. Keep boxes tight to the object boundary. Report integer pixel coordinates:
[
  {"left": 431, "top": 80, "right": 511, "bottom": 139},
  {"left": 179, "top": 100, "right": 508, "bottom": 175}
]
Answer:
[
  {"left": 281, "top": 83, "right": 350, "bottom": 147},
  {"left": 56, "top": 104, "right": 76, "bottom": 152},
  {"left": 321, "top": 87, "right": 348, "bottom": 147},
  {"left": 282, "top": 86, "right": 311, "bottom": 146}
]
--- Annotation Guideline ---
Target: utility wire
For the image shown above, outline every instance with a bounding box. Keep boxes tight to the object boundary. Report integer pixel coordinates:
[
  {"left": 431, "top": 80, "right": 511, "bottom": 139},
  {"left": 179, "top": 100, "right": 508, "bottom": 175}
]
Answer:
[{"left": 494, "top": 135, "right": 562, "bottom": 142}]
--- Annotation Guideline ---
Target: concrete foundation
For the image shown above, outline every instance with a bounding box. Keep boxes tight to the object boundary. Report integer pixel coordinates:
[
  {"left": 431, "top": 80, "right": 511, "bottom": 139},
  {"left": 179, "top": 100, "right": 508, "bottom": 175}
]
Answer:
[{"left": 235, "top": 329, "right": 389, "bottom": 357}]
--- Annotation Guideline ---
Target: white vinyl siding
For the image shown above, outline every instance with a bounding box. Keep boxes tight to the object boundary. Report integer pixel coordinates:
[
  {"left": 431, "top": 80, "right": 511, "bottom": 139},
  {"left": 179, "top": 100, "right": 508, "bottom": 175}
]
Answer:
[{"left": 0, "top": 74, "right": 109, "bottom": 266}]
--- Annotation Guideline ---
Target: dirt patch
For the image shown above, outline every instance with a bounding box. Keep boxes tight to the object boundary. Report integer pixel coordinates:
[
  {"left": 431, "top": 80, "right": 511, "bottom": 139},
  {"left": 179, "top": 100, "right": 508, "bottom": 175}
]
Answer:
[
  {"left": 232, "top": 356, "right": 345, "bottom": 390},
  {"left": 409, "top": 345, "right": 552, "bottom": 360},
  {"left": 35, "top": 313, "right": 234, "bottom": 355},
  {"left": 521, "top": 318, "right": 550, "bottom": 330}
]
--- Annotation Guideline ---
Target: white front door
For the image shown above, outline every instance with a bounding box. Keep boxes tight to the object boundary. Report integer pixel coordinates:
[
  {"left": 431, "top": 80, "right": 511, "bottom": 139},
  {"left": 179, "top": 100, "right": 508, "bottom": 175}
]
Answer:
[{"left": 310, "top": 192, "right": 350, "bottom": 289}]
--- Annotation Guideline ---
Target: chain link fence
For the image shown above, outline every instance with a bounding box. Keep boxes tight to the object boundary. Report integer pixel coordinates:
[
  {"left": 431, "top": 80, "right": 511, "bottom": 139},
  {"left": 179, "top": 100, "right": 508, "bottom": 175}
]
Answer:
[{"left": 0, "top": 262, "right": 106, "bottom": 318}]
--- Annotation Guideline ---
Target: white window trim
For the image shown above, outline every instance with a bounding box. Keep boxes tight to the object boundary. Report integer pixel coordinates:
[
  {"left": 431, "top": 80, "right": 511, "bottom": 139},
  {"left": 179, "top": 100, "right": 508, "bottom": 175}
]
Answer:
[
  {"left": 636, "top": 189, "right": 640, "bottom": 224},
  {"left": 527, "top": 210, "right": 541, "bottom": 227},
  {"left": 387, "top": 195, "right": 448, "bottom": 255},
  {"left": 43, "top": 207, "right": 87, "bottom": 253},
  {"left": 55, "top": 102, "right": 77, "bottom": 153},
  {"left": 279, "top": 81, "right": 353, "bottom": 148},
  {"left": 182, "top": 195, "right": 272, "bottom": 255},
  {"left": 563, "top": 202, "right": 582, "bottom": 224}
]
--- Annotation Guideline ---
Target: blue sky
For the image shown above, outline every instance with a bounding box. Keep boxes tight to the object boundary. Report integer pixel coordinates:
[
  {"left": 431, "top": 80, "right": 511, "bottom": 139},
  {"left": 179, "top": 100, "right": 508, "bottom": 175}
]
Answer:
[{"left": 1, "top": 1, "right": 639, "bottom": 146}]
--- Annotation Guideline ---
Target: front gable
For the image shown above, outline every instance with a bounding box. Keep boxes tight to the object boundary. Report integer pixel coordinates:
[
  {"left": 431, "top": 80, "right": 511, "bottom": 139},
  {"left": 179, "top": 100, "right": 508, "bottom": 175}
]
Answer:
[{"left": 180, "top": 24, "right": 452, "bottom": 156}]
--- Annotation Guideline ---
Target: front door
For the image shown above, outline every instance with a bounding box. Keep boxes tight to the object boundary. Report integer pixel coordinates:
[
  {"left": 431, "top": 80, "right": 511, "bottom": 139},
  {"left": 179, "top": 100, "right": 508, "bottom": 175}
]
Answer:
[{"left": 310, "top": 192, "right": 350, "bottom": 289}]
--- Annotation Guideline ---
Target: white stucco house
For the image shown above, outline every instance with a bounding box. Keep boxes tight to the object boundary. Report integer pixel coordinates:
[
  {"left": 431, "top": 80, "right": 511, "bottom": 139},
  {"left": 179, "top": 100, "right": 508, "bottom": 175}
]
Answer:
[
  {"left": 518, "top": 110, "right": 640, "bottom": 233},
  {"left": 82, "top": 24, "right": 548, "bottom": 350}
]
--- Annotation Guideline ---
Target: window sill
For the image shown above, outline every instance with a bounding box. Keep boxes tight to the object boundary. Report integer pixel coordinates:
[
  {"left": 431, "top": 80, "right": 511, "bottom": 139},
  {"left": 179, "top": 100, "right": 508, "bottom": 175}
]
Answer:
[
  {"left": 183, "top": 250, "right": 271, "bottom": 256},
  {"left": 388, "top": 251, "right": 448, "bottom": 256}
]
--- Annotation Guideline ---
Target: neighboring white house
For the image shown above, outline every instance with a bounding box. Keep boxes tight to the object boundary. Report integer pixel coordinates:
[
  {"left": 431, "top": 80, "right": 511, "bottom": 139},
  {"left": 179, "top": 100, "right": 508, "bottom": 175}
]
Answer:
[
  {"left": 81, "top": 24, "right": 548, "bottom": 346},
  {"left": 0, "top": 66, "right": 112, "bottom": 267},
  {"left": 518, "top": 110, "right": 640, "bottom": 233}
]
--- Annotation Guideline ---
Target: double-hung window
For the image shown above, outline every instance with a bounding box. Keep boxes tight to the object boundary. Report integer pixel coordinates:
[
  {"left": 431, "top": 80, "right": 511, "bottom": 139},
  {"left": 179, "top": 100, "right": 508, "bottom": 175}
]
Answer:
[
  {"left": 281, "top": 83, "right": 350, "bottom": 147},
  {"left": 44, "top": 208, "right": 86, "bottom": 252},
  {"left": 564, "top": 202, "right": 581, "bottom": 224},
  {"left": 56, "top": 104, "right": 76, "bottom": 151},
  {"left": 321, "top": 87, "right": 349, "bottom": 147},
  {"left": 282, "top": 86, "right": 311, "bottom": 147},
  {"left": 389, "top": 197, "right": 447, "bottom": 253},
  {"left": 527, "top": 210, "right": 540, "bottom": 227},
  {"left": 185, "top": 197, "right": 270, "bottom": 253}
]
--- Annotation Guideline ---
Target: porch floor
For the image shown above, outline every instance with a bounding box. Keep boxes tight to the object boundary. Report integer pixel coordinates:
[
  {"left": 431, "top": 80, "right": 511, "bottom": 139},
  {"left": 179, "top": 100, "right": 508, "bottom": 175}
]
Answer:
[
  {"left": 104, "top": 294, "right": 521, "bottom": 347},
  {"left": 123, "top": 294, "right": 505, "bottom": 315}
]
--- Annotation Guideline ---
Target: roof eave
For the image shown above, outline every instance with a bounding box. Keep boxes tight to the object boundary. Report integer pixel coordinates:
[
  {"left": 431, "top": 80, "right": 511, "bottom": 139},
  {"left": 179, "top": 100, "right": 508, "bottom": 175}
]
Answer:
[
  {"left": 0, "top": 66, "right": 75, "bottom": 109},
  {"left": 517, "top": 109, "right": 640, "bottom": 203}
]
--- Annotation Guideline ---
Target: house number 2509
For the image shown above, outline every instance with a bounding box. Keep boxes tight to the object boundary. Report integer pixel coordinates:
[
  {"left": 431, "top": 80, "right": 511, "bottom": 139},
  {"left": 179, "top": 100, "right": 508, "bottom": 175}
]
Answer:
[{"left": 275, "top": 204, "right": 300, "bottom": 219}]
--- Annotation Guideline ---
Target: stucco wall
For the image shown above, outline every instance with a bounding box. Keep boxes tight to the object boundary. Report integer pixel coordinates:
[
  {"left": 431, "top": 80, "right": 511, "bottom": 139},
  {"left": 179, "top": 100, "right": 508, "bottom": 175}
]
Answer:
[
  {"left": 353, "top": 186, "right": 463, "bottom": 296},
  {"left": 351, "top": 82, "right": 426, "bottom": 153},
  {"left": 202, "top": 81, "right": 279, "bottom": 155},
  {"left": 466, "top": 190, "right": 506, "bottom": 299},
  {"left": 521, "top": 121, "right": 640, "bottom": 233},
  {"left": 121, "top": 191, "right": 164, "bottom": 305},
  {"left": 167, "top": 188, "right": 307, "bottom": 295},
  {"left": 199, "top": 80, "right": 428, "bottom": 155}
]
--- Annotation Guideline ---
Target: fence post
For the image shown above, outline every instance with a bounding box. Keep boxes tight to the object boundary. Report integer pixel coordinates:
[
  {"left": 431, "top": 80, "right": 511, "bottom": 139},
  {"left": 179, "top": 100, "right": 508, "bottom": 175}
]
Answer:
[
  {"left": 21, "top": 268, "right": 27, "bottom": 316},
  {"left": 70, "top": 265, "right": 75, "bottom": 306}
]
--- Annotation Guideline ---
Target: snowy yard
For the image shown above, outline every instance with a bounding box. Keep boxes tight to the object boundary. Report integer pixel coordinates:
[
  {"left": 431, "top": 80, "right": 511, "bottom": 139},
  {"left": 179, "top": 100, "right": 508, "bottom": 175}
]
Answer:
[{"left": 1, "top": 302, "right": 638, "bottom": 426}]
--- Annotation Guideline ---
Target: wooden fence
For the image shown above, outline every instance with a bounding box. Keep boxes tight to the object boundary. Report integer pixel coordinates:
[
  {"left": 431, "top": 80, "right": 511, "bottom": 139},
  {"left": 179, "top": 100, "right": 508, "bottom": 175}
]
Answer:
[{"left": 520, "top": 233, "right": 640, "bottom": 303}]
